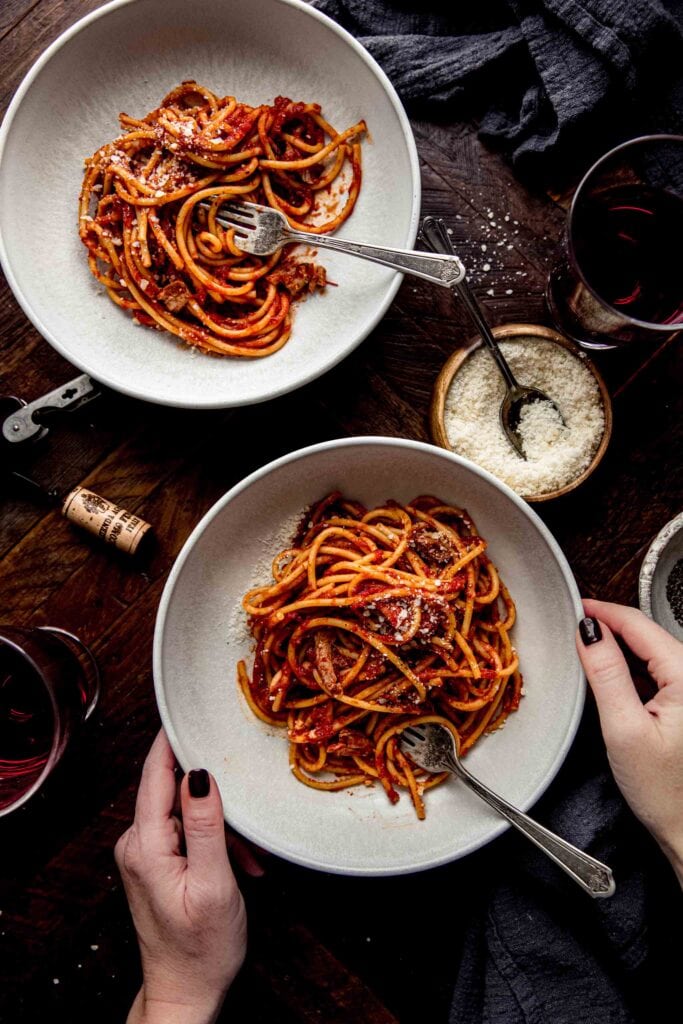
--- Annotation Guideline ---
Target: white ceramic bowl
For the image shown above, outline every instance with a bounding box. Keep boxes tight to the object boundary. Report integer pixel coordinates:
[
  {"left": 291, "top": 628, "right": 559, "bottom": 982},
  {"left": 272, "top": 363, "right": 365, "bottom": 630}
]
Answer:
[
  {"left": 0, "top": 0, "right": 419, "bottom": 408},
  {"left": 154, "top": 438, "right": 585, "bottom": 876}
]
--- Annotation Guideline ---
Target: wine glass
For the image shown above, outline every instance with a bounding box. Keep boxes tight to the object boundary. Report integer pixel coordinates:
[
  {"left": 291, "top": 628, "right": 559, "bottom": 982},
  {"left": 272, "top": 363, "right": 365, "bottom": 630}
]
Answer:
[
  {"left": 0, "top": 625, "right": 99, "bottom": 816},
  {"left": 547, "top": 135, "right": 683, "bottom": 349}
]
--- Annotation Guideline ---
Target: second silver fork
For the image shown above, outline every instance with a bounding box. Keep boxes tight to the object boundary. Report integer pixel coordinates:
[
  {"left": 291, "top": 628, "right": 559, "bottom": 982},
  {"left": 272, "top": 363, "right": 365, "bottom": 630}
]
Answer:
[
  {"left": 201, "top": 199, "right": 467, "bottom": 289},
  {"left": 401, "top": 722, "right": 615, "bottom": 898}
]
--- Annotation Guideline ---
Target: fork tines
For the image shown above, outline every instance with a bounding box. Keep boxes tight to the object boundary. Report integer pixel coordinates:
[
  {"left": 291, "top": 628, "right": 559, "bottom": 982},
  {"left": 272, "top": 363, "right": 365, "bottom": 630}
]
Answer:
[
  {"left": 400, "top": 725, "right": 427, "bottom": 747},
  {"left": 216, "top": 211, "right": 253, "bottom": 229},
  {"left": 197, "top": 198, "right": 263, "bottom": 228},
  {"left": 221, "top": 200, "right": 271, "bottom": 225},
  {"left": 225, "top": 200, "right": 265, "bottom": 216}
]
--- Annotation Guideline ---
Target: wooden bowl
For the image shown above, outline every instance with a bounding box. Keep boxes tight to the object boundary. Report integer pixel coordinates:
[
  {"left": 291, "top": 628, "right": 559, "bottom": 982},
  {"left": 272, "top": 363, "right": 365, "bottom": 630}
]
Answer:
[{"left": 429, "top": 323, "right": 613, "bottom": 503}]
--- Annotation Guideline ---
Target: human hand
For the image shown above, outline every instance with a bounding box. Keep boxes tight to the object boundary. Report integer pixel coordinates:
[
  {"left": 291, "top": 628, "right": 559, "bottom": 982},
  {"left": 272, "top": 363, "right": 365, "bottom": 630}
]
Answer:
[
  {"left": 577, "top": 599, "right": 683, "bottom": 887},
  {"left": 115, "top": 731, "right": 250, "bottom": 1024}
]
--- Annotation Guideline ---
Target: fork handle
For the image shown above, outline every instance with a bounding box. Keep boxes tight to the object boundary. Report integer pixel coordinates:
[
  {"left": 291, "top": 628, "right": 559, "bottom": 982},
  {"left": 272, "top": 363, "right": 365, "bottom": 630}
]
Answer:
[
  {"left": 451, "top": 760, "right": 615, "bottom": 898},
  {"left": 286, "top": 229, "right": 466, "bottom": 288}
]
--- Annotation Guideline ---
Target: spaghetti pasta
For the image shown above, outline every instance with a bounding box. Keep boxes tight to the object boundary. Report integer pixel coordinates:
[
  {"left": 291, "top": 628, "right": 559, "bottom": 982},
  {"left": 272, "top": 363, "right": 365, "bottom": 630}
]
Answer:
[
  {"left": 237, "top": 493, "right": 524, "bottom": 819},
  {"left": 78, "top": 81, "right": 365, "bottom": 357}
]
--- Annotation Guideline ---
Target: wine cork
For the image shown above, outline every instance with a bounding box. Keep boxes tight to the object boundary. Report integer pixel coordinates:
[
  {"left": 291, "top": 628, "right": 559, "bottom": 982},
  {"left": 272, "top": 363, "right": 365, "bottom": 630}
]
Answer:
[{"left": 62, "top": 487, "right": 153, "bottom": 556}]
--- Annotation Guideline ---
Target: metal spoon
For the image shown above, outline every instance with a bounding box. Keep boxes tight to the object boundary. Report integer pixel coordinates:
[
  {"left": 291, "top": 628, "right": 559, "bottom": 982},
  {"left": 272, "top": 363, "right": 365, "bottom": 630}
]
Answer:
[{"left": 420, "top": 217, "right": 565, "bottom": 458}]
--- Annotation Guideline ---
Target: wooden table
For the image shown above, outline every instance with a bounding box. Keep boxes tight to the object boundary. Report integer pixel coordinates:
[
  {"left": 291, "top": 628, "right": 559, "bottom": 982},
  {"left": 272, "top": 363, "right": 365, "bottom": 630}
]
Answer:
[{"left": 1, "top": 3, "right": 681, "bottom": 1021}]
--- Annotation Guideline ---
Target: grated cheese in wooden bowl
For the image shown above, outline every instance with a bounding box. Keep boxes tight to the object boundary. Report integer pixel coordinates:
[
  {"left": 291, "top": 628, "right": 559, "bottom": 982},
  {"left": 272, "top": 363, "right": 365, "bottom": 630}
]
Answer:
[{"left": 443, "top": 336, "right": 605, "bottom": 498}]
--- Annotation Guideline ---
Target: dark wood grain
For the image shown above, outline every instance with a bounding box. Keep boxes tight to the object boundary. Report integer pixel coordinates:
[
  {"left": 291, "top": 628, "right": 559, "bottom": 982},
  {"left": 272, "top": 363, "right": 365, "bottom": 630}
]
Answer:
[{"left": 0, "top": 3, "right": 681, "bottom": 1023}]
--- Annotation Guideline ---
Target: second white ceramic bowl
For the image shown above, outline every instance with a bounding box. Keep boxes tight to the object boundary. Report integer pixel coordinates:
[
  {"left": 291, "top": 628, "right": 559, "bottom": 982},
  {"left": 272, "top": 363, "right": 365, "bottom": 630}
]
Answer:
[{"left": 154, "top": 437, "right": 585, "bottom": 876}]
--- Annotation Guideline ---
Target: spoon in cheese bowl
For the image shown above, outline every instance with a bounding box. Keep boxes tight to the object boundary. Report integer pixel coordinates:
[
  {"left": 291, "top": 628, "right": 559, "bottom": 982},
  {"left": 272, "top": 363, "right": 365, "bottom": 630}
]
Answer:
[{"left": 420, "top": 216, "right": 566, "bottom": 459}]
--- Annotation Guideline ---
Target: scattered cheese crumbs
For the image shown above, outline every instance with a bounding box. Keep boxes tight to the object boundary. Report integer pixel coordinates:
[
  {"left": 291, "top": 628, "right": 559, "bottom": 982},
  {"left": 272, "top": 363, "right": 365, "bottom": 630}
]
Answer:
[
  {"left": 225, "top": 511, "right": 303, "bottom": 650},
  {"left": 443, "top": 337, "right": 604, "bottom": 496},
  {"left": 482, "top": 263, "right": 491, "bottom": 272},
  {"left": 53, "top": 979, "right": 60, "bottom": 985},
  {"left": 90, "top": 945, "right": 99, "bottom": 951}
]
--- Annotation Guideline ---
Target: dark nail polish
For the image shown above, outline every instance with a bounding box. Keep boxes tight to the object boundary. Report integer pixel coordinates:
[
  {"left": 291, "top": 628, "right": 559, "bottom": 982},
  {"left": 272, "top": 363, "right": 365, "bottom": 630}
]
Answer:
[
  {"left": 188, "top": 768, "right": 210, "bottom": 798},
  {"left": 579, "top": 617, "right": 602, "bottom": 646}
]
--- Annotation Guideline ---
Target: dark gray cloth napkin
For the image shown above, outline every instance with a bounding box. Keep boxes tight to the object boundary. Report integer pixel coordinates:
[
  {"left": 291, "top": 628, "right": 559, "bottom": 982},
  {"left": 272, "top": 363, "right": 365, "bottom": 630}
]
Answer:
[
  {"left": 445, "top": 704, "right": 682, "bottom": 1024},
  {"left": 313, "top": 0, "right": 683, "bottom": 181}
]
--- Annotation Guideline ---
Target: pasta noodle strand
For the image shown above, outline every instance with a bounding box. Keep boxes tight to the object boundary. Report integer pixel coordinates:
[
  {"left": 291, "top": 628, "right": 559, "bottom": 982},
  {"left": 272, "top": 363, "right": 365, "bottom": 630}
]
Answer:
[
  {"left": 237, "top": 493, "right": 524, "bottom": 818},
  {"left": 79, "top": 82, "right": 365, "bottom": 356}
]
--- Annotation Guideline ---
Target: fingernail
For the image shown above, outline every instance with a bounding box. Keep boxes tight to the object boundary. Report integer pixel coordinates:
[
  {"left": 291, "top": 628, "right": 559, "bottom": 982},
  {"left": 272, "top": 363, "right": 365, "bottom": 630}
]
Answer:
[
  {"left": 188, "top": 769, "right": 210, "bottom": 798},
  {"left": 579, "top": 617, "right": 602, "bottom": 646}
]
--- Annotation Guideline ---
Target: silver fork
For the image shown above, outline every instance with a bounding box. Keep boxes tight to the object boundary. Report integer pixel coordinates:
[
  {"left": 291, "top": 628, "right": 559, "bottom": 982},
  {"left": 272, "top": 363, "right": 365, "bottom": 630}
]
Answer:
[
  {"left": 200, "top": 200, "right": 466, "bottom": 288},
  {"left": 401, "top": 723, "right": 615, "bottom": 898}
]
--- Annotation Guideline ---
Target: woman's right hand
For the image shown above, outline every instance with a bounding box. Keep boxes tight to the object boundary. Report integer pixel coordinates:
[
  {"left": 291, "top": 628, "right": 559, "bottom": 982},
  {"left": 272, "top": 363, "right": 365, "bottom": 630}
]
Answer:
[{"left": 576, "top": 599, "right": 683, "bottom": 886}]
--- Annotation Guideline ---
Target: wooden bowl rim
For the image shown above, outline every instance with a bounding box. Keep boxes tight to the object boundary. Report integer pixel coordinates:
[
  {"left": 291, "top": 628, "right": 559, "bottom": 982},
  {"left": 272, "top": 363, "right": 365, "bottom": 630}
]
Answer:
[{"left": 429, "top": 322, "right": 613, "bottom": 503}]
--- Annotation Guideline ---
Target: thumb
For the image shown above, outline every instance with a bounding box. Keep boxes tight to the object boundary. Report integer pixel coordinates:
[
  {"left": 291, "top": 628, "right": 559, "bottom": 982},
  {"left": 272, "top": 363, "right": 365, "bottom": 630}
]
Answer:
[
  {"left": 576, "top": 616, "right": 646, "bottom": 743},
  {"left": 180, "top": 769, "right": 232, "bottom": 886}
]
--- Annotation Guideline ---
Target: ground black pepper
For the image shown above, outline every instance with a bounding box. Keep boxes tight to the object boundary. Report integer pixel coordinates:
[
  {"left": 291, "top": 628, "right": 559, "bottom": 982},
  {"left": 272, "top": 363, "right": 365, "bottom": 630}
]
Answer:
[{"left": 665, "top": 557, "right": 683, "bottom": 627}]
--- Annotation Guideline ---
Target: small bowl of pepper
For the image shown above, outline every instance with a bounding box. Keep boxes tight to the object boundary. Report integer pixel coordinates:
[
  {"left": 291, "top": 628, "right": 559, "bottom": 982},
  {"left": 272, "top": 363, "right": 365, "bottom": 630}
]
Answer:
[{"left": 639, "top": 512, "right": 683, "bottom": 641}]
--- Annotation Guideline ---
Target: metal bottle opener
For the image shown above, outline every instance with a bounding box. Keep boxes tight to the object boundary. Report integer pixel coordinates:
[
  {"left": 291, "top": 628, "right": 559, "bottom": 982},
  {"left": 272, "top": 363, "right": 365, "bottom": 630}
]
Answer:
[
  {"left": 1, "top": 373, "right": 101, "bottom": 446},
  {"left": 0, "top": 374, "right": 153, "bottom": 556}
]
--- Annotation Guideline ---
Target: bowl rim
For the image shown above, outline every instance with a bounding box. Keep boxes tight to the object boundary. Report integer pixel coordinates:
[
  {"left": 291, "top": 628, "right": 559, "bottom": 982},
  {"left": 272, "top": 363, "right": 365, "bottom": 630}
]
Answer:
[
  {"left": 638, "top": 510, "right": 683, "bottom": 621},
  {"left": 0, "top": 0, "right": 421, "bottom": 409},
  {"left": 153, "top": 435, "right": 586, "bottom": 875},
  {"left": 429, "top": 323, "right": 613, "bottom": 502}
]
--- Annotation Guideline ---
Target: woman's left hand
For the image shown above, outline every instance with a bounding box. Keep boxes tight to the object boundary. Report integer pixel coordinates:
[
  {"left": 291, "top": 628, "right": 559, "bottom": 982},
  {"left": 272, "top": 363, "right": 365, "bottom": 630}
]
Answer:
[{"left": 115, "top": 730, "right": 249, "bottom": 1024}]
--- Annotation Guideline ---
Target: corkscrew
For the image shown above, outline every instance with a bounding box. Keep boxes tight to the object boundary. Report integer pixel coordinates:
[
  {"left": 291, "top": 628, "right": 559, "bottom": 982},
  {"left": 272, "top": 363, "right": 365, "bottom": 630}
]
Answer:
[{"left": 1, "top": 374, "right": 153, "bottom": 556}]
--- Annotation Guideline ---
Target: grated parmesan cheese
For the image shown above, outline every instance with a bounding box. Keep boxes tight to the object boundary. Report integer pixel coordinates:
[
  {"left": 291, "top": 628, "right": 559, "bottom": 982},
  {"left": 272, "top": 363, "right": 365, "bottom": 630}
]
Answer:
[
  {"left": 443, "top": 337, "right": 604, "bottom": 496},
  {"left": 225, "top": 511, "right": 303, "bottom": 649}
]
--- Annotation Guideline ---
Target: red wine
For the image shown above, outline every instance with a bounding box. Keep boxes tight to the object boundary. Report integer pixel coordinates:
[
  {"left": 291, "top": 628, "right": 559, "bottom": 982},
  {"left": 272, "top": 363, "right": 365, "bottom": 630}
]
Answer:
[
  {"left": 573, "top": 184, "right": 683, "bottom": 325},
  {"left": 0, "top": 647, "right": 54, "bottom": 811}
]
